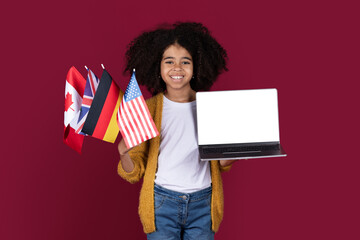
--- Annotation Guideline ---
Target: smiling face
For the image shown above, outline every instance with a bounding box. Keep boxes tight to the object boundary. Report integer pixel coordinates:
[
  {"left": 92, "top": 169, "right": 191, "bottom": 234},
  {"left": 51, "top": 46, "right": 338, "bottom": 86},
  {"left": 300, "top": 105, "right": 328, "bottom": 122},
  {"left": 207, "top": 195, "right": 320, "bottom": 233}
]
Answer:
[{"left": 160, "top": 44, "right": 194, "bottom": 96}]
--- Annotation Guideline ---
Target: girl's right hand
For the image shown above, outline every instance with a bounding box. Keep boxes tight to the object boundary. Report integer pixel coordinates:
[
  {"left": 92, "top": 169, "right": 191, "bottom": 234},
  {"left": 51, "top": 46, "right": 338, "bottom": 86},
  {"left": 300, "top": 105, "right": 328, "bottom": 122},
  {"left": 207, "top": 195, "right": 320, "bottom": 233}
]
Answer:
[
  {"left": 118, "top": 139, "right": 131, "bottom": 156},
  {"left": 118, "top": 138, "right": 141, "bottom": 156},
  {"left": 118, "top": 139, "right": 136, "bottom": 173}
]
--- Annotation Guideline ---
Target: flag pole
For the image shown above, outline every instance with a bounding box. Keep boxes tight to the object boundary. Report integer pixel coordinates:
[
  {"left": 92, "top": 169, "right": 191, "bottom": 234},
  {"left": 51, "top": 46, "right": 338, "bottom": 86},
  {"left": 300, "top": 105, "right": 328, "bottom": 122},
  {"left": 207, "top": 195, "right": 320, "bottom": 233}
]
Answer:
[
  {"left": 84, "top": 65, "right": 88, "bottom": 70},
  {"left": 101, "top": 64, "right": 105, "bottom": 69}
]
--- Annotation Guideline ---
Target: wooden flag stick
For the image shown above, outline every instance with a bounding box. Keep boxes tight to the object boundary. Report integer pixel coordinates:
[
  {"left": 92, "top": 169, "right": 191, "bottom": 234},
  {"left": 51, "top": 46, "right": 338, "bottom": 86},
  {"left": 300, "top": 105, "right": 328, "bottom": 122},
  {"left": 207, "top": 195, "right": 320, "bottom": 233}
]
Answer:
[
  {"left": 84, "top": 65, "right": 88, "bottom": 70},
  {"left": 101, "top": 64, "right": 105, "bottom": 69}
]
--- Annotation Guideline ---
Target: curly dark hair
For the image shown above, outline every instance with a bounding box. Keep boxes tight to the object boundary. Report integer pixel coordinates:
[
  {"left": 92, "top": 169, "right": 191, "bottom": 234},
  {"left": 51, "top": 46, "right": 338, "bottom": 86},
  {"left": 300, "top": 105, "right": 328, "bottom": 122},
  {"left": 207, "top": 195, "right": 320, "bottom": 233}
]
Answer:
[{"left": 124, "top": 22, "right": 228, "bottom": 95}]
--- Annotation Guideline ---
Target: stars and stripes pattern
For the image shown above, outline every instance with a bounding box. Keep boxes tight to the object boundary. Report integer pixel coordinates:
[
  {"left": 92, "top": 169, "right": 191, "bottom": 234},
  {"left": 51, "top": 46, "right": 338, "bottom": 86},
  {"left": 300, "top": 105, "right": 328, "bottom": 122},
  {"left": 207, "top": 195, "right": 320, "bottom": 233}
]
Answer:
[
  {"left": 117, "top": 71, "right": 159, "bottom": 148},
  {"left": 75, "top": 69, "right": 100, "bottom": 134}
]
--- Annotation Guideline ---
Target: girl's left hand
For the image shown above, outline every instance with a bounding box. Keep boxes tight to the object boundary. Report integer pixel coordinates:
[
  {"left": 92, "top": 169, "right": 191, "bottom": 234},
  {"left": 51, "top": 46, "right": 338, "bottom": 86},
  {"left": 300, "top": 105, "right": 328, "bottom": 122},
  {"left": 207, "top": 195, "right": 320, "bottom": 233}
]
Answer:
[{"left": 219, "top": 159, "right": 237, "bottom": 167}]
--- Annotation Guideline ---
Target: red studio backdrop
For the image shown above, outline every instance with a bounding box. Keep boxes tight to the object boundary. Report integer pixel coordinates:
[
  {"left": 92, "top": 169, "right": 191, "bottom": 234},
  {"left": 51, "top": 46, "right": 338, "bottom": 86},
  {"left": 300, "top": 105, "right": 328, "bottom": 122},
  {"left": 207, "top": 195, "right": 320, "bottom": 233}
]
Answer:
[{"left": 1, "top": 0, "right": 359, "bottom": 239}]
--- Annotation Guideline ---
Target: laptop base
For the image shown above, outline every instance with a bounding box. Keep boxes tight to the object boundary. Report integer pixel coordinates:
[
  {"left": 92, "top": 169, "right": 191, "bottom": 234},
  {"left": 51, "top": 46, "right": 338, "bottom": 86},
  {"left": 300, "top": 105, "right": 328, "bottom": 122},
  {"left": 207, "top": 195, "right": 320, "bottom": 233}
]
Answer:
[{"left": 199, "top": 143, "right": 287, "bottom": 161}]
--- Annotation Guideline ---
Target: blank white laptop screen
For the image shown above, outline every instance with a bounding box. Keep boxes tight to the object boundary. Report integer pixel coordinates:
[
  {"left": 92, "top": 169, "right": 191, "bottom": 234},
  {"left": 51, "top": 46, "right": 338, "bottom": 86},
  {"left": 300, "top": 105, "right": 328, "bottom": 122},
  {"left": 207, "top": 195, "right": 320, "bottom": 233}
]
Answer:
[{"left": 196, "top": 89, "right": 280, "bottom": 145}]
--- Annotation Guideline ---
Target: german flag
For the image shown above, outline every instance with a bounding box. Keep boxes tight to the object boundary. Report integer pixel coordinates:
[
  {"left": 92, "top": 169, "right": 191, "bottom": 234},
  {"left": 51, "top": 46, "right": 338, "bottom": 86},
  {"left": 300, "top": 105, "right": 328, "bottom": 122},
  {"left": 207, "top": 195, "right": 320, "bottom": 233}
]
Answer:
[{"left": 81, "top": 69, "right": 123, "bottom": 143}]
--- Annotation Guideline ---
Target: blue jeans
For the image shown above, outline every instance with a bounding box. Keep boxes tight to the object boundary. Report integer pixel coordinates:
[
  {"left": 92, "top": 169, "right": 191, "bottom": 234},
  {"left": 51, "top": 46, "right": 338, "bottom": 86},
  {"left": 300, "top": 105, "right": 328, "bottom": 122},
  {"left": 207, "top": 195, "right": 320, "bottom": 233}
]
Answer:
[{"left": 147, "top": 184, "right": 214, "bottom": 240}]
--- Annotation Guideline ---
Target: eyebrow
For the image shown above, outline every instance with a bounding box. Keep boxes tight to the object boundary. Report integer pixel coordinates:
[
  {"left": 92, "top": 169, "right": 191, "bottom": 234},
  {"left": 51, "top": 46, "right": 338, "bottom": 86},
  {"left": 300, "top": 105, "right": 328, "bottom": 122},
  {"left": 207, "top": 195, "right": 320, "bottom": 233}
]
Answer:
[{"left": 163, "top": 56, "right": 192, "bottom": 61}]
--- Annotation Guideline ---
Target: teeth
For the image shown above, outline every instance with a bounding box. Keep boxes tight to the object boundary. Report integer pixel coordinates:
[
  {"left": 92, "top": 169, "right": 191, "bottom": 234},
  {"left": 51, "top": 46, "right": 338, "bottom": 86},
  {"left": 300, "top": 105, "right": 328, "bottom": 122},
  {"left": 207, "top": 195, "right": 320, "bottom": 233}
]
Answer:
[{"left": 170, "top": 76, "right": 183, "bottom": 79}]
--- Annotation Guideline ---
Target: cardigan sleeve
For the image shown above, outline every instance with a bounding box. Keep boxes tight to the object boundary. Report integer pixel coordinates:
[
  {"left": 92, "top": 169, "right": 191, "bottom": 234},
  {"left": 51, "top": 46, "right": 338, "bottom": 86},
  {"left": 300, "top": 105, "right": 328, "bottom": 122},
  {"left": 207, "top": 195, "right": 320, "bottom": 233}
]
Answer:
[{"left": 117, "top": 140, "right": 149, "bottom": 183}]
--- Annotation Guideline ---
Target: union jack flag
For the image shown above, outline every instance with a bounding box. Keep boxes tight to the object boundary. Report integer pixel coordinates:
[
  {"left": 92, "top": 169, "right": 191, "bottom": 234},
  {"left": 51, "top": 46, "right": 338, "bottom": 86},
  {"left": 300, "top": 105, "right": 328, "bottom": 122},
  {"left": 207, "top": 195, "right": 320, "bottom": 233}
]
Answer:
[
  {"left": 75, "top": 69, "right": 100, "bottom": 134},
  {"left": 117, "top": 70, "right": 159, "bottom": 148}
]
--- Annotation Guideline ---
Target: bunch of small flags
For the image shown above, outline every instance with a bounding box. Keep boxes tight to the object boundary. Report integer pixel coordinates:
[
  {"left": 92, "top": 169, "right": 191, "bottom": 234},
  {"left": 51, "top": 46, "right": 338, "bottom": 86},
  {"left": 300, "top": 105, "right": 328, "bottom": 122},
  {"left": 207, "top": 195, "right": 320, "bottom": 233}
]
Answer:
[{"left": 64, "top": 65, "right": 159, "bottom": 154}]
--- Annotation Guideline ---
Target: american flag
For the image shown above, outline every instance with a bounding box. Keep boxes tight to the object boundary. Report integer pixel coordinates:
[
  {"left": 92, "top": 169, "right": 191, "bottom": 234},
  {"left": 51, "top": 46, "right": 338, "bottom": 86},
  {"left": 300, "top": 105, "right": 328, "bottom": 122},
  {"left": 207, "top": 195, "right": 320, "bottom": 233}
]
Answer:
[
  {"left": 75, "top": 69, "right": 100, "bottom": 134},
  {"left": 117, "top": 71, "right": 159, "bottom": 148}
]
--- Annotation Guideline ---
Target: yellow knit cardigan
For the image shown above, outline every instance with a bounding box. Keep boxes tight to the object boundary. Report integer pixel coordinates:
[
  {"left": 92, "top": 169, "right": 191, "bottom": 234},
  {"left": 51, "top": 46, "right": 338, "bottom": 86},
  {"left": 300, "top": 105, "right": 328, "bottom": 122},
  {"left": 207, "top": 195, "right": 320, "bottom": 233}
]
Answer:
[{"left": 117, "top": 92, "right": 231, "bottom": 234}]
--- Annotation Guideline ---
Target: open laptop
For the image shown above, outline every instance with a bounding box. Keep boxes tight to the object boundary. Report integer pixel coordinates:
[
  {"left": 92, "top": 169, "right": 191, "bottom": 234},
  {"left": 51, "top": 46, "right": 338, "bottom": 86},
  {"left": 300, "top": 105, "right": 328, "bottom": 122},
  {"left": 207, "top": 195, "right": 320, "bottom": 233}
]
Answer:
[{"left": 196, "top": 88, "right": 287, "bottom": 160}]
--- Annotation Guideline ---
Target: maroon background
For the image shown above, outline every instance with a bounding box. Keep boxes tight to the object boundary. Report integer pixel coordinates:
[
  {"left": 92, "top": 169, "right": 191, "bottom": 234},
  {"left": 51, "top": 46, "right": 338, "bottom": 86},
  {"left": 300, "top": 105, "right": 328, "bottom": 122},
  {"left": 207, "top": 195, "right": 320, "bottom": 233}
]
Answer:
[{"left": 1, "top": 0, "right": 359, "bottom": 239}]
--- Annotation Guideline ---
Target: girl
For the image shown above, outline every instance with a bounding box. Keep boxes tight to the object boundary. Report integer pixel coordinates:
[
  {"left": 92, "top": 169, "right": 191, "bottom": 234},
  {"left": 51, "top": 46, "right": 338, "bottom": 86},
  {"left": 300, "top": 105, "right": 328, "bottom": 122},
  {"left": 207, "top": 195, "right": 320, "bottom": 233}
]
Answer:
[{"left": 117, "top": 22, "right": 235, "bottom": 239}]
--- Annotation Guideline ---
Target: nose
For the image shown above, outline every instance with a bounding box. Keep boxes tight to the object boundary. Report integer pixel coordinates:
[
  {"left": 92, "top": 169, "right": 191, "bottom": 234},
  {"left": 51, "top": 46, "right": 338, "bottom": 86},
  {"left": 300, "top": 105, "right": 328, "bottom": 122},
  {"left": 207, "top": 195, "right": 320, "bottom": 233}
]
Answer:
[{"left": 173, "top": 62, "right": 182, "bottom": 70}]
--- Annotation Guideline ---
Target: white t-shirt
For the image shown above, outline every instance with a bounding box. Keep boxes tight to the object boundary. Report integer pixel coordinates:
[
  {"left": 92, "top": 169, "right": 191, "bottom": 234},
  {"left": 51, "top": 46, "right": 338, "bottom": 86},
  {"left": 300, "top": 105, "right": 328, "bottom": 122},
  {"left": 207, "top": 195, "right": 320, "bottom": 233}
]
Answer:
[{"left": 154, "top": 95, "right": 211, "bottom": 193}]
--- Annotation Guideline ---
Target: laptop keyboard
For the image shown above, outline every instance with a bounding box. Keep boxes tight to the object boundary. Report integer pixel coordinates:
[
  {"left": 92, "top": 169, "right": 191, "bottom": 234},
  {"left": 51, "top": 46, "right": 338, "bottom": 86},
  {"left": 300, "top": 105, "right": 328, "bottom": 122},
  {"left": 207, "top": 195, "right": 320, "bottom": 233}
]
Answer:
[{"left": 203, "top": 144, "right": 280, "bottom": 154}]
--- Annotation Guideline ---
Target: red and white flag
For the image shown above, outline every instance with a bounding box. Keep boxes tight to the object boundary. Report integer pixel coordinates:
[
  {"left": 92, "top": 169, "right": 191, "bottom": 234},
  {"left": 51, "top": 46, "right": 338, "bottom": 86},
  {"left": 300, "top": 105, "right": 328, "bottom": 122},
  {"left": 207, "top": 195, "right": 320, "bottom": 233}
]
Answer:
[
  {"left": 117, "top": 70, "right": 159, "bottom": 149},
  {"left": 64, "top": 66, "right": 86, "bottom": 153}
]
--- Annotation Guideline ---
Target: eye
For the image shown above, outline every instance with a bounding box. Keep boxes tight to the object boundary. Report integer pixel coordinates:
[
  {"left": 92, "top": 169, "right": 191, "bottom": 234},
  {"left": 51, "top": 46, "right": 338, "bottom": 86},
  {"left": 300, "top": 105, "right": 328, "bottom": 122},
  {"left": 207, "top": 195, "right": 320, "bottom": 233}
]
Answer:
[
  {"left": 182, "top": 61, "right": 191, "bottom": 65},
  {"left": 165, "top": 61, "right": 174, "bottom": 64}
]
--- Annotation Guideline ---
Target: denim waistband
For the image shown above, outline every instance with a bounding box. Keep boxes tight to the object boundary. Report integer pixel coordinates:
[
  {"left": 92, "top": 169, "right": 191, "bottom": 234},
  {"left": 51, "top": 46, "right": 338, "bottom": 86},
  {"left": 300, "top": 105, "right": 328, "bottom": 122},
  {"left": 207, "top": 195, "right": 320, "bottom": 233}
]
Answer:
[{"left": 154, "top": 184, "right": 212, "bottom": 202}]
